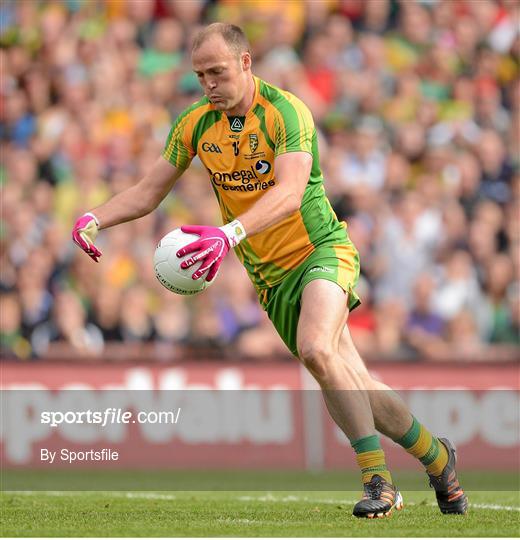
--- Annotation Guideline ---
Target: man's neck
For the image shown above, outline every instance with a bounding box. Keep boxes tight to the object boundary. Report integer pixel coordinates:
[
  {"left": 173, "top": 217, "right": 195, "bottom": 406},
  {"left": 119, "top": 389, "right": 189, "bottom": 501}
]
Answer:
[{"left": 225, "top": 74, "right": 255, "bottom": 116}]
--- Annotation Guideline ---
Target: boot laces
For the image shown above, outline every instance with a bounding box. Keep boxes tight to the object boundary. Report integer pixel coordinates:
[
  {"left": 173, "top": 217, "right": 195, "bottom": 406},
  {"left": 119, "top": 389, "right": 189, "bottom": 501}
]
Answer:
[{"left": 365, "top": 477, "right": 384, "bottom": 499}]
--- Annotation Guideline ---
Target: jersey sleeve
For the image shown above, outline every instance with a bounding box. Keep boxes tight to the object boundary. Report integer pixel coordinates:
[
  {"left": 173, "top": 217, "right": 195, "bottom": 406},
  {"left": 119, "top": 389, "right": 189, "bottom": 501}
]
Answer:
[
  {"left": 162, "top": 109, "right": 196, "bottom": 170},
  {"left": 274, "top": 98, "right": 314, "bottom": 157}
]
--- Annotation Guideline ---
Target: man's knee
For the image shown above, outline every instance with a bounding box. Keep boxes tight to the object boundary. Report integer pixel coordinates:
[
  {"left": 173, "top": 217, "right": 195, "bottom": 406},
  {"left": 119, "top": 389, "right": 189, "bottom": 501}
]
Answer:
[{"left": 297, "top": 338, "right": 335, "bottom": 382}]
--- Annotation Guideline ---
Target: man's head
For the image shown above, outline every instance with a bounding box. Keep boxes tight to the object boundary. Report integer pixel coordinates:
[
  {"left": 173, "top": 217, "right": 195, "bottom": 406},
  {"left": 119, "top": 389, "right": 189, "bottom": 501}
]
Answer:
[{"left": 191, "top": 23, "right": 252, "bottom": 111}]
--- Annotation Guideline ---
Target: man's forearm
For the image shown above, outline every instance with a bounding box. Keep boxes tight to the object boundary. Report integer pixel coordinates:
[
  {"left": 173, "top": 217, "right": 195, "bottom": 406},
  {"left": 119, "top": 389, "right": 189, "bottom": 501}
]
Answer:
[
  {"left": 236, "top": 151, "right": 311, "bottom": 237},
  {"left": 72, "top": 156, "right": 181, "bottom": 261},
  {"left": 237, "top": 184, "right": 301, "bottom": 237},
  {"left": 86, "top": 156, "right": 183, "bottom": 230},
  {"left": 90, "top": 185, "right": 156, "bottom": 230}
]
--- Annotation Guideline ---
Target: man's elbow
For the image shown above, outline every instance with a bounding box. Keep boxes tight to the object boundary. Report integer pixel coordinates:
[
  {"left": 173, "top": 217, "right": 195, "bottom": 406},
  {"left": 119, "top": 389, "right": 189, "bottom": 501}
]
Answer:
[
  {"left": 283, "top": 191, "right": 303, "bottom": 215},
  {"left": 139, "top": 184, "right": 163, "bottom": 215},
  {"left": 144, "top": 193, "right": 161, "bottom": 214}
]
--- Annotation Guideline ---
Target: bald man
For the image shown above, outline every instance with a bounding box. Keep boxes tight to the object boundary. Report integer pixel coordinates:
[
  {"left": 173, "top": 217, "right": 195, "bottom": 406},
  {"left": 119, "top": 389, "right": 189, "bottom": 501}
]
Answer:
[{"left": 73, "top": 23, "right": 467, "bottom": 518}]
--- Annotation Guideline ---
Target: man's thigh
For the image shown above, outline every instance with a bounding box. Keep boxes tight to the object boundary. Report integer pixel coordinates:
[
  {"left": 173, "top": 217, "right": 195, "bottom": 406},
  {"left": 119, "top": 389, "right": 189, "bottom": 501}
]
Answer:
[
  {"left": 297, "top": 279, "right": 350, "bottom": 356},
  {"left": 263, "top": 243, "right": 361, "bottom": 357}
]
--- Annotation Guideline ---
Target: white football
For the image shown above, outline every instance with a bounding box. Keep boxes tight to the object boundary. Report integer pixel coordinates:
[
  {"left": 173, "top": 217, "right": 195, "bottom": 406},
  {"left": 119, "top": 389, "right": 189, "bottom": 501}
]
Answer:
[{"left": 153, "top": 228, "right": 214, "bottom": 295}]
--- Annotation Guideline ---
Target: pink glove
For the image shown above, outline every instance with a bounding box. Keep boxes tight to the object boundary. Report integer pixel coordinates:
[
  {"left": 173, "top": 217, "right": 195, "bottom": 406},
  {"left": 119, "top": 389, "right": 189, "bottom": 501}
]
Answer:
[
  {"left": 177, "top": 221, "right": 246, "bottom": 282},
  {"left": 72, "top": 213, "right": 102, "bottom": 262}
]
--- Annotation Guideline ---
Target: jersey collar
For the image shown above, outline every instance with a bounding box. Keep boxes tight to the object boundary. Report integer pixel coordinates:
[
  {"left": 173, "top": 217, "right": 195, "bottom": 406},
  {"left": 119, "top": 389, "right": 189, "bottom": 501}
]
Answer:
[{"left": 246, "top": 76, "right": 260, "bottom": 118}]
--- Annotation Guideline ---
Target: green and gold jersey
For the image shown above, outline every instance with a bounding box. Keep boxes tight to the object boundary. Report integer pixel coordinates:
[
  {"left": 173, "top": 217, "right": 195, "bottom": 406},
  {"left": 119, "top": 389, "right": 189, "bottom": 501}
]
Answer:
[{"left": 162, "top": 76, "right": 347, "bottom": 291}]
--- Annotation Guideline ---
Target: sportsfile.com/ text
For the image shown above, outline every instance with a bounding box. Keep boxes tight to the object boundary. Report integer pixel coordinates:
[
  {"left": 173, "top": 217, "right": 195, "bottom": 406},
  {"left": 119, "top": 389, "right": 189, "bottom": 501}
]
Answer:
[{"left": 40, "top": 408, "right": 182, "bottom": 427}]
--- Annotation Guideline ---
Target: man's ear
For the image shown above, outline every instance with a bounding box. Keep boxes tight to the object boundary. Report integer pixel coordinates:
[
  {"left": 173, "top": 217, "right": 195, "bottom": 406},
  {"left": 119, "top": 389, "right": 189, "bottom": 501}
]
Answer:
[{"left": 241, "top": 52, "right": 251, "bottom": 71}]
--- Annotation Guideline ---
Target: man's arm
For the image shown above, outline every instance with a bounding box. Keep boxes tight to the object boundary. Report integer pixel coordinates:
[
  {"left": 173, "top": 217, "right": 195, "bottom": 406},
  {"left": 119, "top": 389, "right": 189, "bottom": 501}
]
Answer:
[
  {"left": 72, "top": 156, "right": 183, "bottom": 261},
  {"left": 94, "top": 156, "right": 183, "bottom": 229},
  {"left": 237, "top": 151, "right": 312, "bottom": 236},
  {"left": 178, "top": 151, "right": 312, "bottom": 281},
  {"left": 179, "top": 94, "right": 315, "bottom": 282}
]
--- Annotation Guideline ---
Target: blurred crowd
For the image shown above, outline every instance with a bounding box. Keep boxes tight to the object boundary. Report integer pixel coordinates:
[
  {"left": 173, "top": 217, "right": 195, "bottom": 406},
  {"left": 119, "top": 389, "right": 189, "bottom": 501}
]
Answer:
[{"left": 1, "top": 0, "right": 519, "bottom": 362}]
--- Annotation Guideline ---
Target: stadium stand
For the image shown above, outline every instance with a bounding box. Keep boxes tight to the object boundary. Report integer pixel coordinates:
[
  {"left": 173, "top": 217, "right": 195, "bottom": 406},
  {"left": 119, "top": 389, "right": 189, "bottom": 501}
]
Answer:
[{"left": 1, "top": 0, "right": 518, "bottom": 361}]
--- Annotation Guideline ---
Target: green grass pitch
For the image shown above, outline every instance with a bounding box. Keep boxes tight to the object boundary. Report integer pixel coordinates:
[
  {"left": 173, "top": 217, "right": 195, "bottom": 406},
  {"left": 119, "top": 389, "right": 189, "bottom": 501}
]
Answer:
[{"left": 1, "top": 472, "right": 519, "bottom": 537}]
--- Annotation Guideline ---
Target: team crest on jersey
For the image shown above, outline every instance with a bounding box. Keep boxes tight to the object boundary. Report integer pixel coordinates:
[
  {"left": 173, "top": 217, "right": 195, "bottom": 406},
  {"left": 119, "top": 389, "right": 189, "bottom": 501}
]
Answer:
[
  {"left": 249, "top": 134, "right": 258, "bottom": 153},
  {"left": 243, "top": 133, "right": 265, "bottom": 160}
]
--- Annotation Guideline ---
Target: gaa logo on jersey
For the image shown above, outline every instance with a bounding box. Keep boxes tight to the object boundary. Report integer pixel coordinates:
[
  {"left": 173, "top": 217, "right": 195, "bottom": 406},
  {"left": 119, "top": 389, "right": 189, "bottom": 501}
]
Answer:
[
  {"left": 255, "top": 160, "right": 271, "bottom": 174},
  {"left": 202, "top": 142, "right": 222, "bottom": 153}
]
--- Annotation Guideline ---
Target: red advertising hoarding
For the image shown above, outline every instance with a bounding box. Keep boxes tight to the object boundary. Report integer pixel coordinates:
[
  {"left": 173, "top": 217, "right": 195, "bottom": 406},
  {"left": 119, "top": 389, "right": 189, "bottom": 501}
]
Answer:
[{"left": 1, "top": 361, "right": 518, "bottom": 470}]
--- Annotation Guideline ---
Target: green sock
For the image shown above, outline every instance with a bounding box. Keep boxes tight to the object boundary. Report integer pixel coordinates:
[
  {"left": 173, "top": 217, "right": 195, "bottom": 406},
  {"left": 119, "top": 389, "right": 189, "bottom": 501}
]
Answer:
[{"left": 395, "top": 417, "right": 448, "bottom": 476}]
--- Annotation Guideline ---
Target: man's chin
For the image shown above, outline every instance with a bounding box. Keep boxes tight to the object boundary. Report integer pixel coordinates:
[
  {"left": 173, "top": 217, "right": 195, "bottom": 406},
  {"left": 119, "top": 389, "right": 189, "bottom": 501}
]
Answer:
[
  {"left": 209, "top": 98, "right": 236, "bottom": 113},
  {"left": 212, "top": 101, "right": 228, "bottom": 110}
]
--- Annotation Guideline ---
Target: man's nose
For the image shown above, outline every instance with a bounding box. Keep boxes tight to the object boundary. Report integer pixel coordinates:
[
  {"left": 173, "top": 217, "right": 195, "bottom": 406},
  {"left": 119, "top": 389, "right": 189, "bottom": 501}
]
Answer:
[{"left": 208, "top": 80, "right": 217, "bottom": 90}]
